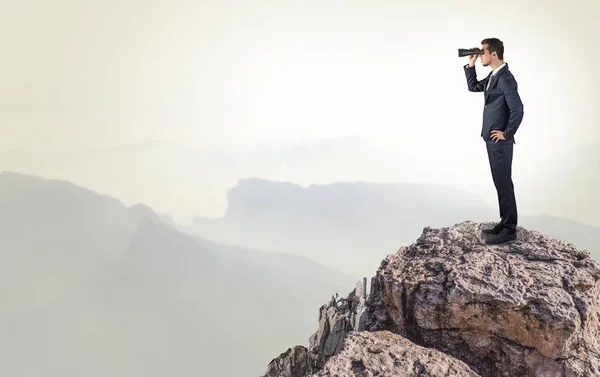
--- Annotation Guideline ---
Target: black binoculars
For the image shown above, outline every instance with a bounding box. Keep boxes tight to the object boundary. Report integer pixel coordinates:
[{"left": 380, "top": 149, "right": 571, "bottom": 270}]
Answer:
[{"left": 458, "top": 48, "right": 483, "bottom": 57}]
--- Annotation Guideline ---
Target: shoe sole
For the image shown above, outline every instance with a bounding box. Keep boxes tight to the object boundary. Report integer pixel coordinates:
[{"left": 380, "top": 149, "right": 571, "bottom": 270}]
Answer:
[{"left": 485, "top": 238, "right": 517, "bottom": 245}]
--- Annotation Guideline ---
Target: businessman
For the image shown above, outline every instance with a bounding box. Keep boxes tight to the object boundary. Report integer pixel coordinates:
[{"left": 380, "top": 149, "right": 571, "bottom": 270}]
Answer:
[{"left": 464, "top": 38, "right": 524, "bottom": 245}]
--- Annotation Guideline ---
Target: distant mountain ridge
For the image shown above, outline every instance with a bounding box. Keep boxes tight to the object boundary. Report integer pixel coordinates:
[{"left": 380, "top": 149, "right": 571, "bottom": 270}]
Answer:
[
  {"left": 187, "top": 178, "right": 495, "bottom": 275},
  {"left": 188, "top": 177, "right": 600, "bottom": 276},
  {"left": 0, "top": 136, "right": 374, "bottom": 222},
  {"left": 2, "top": 140, "right": 598, "bottom": 227},
  {"left": 0, "top": 170, "right": 357, "bottom": 377}
]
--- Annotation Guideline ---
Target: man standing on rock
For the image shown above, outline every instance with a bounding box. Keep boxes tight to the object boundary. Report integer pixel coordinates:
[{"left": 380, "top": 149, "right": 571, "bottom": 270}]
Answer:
[{"left": 463, "top": 38, "right": 524, "bottom": 245}]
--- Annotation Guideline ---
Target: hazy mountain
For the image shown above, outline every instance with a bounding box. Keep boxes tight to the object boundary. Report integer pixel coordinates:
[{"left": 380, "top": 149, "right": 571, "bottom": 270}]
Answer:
[
  {"left": 0, "top": 136, "right": 374, "bottom": 222},
  {"left": 0, "top": 171, "right": 357, "bottom": 377},
  {"left": 0, "top": 141, "right": 243, "bottom": 223},
  {"left": 525, "top": 142, "right": 600, "bottom": 227},
  {"left": 187, "top": 178, "right": 600, "bottom": 276},
  {"left": 3, "top": 140, "right": 598, "bottom": 228},
  {"left": 0, "top": 171, "right": 143, "bottom": 323},
  {"left": 188, "top": 178, "right": 498, "bottom": 276}
]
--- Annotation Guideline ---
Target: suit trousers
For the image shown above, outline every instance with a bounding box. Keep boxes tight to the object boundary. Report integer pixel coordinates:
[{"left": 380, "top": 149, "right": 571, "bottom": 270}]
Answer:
[{"left": 486, "top": 141, "right": 518, "bottom": 232}]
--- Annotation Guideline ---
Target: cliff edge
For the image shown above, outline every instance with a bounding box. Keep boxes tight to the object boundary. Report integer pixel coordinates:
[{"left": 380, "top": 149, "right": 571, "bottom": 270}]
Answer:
[{"left": 262, "top": 220, "right": 600, "bottom": 377}]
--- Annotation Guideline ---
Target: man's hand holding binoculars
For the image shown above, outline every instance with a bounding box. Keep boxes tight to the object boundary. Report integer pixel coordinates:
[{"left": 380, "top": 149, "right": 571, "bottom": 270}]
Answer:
[{"left": 468, "top": 47, "right": 479, "bottom": 67}]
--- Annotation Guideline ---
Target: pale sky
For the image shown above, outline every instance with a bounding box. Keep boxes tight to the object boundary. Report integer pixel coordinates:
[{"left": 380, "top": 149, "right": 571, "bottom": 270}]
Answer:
[{"left": 1, "top": 0, "right": 599, "bottom": 224}]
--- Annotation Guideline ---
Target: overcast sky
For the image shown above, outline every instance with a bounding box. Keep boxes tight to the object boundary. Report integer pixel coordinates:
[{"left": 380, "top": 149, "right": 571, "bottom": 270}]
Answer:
[{"left": 1, "top": 0, "right": 598, "bottom": 223}]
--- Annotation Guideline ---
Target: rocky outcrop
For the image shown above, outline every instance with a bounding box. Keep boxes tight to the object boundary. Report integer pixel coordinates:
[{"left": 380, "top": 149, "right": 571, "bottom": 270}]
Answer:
[
  {"left": 263, "top": 279, "right": 370, "bottom": 377},
  {"left": 313, "top": 331, "right": 480, "bottom": 377},
  {"left": 261, "top": 221, "right": 600, "bottom": 377},
  {"left": 262, "top": 346, "right": 312, "bottom": 377},
  {"left": 309, "top": 278, "right": 369, "bottom": 354},
  {"left": 375, "top": 221, "right": 600, "bottom": 376}
]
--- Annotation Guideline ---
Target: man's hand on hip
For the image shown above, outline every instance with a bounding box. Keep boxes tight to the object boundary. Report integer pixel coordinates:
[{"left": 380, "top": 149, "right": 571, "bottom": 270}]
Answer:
[{"left": 491, "top": 130, "right": 506, "bottom": 142}]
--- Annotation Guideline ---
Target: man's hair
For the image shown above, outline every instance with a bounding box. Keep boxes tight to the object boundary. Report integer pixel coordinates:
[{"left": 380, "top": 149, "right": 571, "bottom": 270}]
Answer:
[{"left": 481, "top": 38, "right": 504, "bottom": 60}]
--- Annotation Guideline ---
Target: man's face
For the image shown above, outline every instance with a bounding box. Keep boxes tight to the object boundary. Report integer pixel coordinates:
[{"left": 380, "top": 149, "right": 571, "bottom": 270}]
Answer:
[{"left": 481, "top": 44, "right": 493, "bottom": 66}]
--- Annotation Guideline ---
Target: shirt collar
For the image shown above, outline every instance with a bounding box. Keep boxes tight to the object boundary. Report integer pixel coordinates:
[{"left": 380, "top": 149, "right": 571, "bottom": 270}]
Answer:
[{"left": 492, "top": 62, "right": 506, "bottom": 76}]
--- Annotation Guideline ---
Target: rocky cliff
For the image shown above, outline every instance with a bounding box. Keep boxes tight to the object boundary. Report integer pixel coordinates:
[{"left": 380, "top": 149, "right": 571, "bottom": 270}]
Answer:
[{"left": 262, "top": 221, "right": 600, "bottom": 377}]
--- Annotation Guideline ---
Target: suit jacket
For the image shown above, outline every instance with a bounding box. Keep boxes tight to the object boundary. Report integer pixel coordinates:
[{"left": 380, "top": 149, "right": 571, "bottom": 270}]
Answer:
[{"left": 464, "top": 63, "right": 524, "bottom": 144}]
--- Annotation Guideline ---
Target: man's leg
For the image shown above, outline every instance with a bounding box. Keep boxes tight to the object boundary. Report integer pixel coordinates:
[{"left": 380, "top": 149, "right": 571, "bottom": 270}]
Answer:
[
  {"left": 486, "top": 143, "right": 505, "bottom": 228},
  {"left": 499, "top": 143, "right": 517, "bottom": 232},
  {"left": 486, "top": 142, "right": 518, "bottom": 233}
]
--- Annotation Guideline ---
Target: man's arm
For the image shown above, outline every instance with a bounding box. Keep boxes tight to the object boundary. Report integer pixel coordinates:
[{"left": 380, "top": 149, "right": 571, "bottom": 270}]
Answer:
[
  {"left": 499, "top": 75, "right": 524, "bottom": 139},
  {"left": 464, "top": 64, "right": 486, "bottom": 92}
]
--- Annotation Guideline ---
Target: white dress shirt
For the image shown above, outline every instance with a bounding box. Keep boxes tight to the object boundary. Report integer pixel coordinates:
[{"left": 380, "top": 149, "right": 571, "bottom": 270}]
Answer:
[{"left": 486, "top": 62, "right": 506, "bottom": 90}]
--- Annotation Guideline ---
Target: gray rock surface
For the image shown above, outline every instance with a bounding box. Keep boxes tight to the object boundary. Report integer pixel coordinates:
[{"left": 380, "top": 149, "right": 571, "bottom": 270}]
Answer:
[
  {"left": 262, "top": 346, "right": 312, "bottom": 377},
  {"left": 262, "top": 221, "right": 600, "bottom": 377},
  {"left": 314, "top": 330, "right": 480, "bottom": 377},
  {"left": 309, "top": 278, "right": 369, "bottom": 356},
  {"left": 264, "top": 279, "right": 370, "bottom": 376},
  {"left": 373, "top": 220, "right": 600, "bottom": 377}
]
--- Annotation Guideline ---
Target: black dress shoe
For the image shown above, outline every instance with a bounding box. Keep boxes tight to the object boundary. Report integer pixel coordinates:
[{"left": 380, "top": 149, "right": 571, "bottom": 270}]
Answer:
[
  {"left": 485, "top": 229, "right": 517, "bottom": 245},
  {"left": 482, "top": 223, "right": 503, "bottom": 235}
]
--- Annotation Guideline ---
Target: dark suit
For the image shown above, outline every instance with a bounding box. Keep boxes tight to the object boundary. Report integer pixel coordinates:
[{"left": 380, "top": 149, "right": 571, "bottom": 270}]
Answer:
[{"left": 464, "top": 63, "right": 524, "bottom": 233}]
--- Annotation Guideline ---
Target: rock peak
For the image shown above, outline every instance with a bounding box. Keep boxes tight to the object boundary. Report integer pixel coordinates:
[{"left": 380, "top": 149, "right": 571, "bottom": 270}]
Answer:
[{"left": 262, "top": 221, "right": 600, "bottom": 377}]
